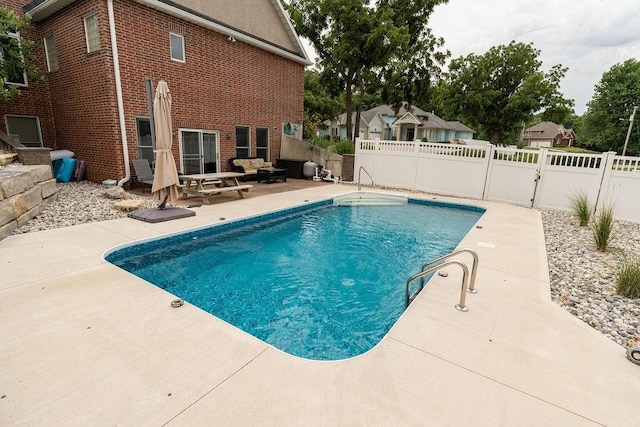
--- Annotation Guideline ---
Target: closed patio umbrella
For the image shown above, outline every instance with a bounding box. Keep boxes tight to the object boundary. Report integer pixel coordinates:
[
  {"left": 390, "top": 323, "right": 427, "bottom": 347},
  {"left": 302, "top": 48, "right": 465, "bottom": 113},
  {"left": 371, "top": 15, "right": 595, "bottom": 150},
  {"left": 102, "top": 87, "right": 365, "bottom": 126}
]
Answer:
[{"left": 151, "top": 80, "right": 180, "bottom": 208}]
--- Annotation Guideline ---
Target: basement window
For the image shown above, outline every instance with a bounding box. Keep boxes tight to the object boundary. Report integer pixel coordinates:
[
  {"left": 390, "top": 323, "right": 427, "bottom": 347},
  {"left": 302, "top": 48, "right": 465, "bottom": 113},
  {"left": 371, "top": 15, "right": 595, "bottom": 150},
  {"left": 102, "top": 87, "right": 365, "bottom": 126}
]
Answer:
[{"left": 5, "top": 115, "right": 43, "bottom": 147}]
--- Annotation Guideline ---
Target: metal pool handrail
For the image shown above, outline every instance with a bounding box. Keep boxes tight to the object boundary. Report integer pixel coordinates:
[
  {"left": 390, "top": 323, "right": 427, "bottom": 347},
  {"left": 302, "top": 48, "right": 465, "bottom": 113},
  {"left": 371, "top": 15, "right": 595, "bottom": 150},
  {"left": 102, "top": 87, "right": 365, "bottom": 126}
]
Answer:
[
  {"left": 357, "top": 166, "right": 374, "bottom": 191},
  {"left": 406, "top": 260, "right": 470, "bottom": 311},
  {"left": 419, "top": 248, "right": 479, "bottom": 293}
]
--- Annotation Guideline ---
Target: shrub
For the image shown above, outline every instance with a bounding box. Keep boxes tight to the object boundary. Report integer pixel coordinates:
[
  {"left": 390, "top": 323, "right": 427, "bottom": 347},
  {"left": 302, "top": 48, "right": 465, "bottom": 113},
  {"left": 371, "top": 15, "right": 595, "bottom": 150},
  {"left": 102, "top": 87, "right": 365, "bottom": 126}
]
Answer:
[
  {"left": 615, "top": 253, "right": 640, "bottom": 298},
  {"left": 568, "top": 192, "right": 592, "bottom": 226},
  {"left": 591, "top": 204, "right": 616, "bottom": 251},
  {"left": 308, "top": 137, "right": 330, "bottom": 149},
  {"left": 332, "top": 139, "right": 355, "bottom": 155}
]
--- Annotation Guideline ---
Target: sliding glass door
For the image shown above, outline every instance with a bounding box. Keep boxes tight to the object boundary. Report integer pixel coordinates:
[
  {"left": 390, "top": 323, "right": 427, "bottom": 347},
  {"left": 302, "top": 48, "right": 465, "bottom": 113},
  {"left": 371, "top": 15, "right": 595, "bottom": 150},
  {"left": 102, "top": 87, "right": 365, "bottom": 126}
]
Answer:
[{"left": 179, "top": 129, "right": 219, "bottom": 174}]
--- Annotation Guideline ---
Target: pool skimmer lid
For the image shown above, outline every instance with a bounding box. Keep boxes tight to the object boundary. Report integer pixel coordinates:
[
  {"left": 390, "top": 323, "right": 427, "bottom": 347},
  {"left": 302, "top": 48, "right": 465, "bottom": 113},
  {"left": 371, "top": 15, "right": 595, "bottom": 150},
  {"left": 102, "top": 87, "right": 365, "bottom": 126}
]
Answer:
[{"left": 627, "top": 347, "right": 640, "bottom": 366}]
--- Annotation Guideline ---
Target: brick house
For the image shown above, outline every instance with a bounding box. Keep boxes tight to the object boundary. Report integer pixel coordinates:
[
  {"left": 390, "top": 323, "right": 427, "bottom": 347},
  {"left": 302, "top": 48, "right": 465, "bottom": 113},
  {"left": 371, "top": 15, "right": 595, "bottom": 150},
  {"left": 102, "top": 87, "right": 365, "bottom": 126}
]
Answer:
[
  {"left": 522, "top": 121, "right": 576, "bottom": 148},
  {"left": 0, "top": 0, "right": 310, "bottom": 184}
]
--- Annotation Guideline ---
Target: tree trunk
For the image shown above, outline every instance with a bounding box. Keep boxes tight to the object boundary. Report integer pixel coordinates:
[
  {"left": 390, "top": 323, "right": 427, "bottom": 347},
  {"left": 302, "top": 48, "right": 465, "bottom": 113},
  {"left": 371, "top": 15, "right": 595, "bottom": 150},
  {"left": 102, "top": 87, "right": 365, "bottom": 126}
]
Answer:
[
  {"left": 344, "top": 72, "right": 354, "bottom": 142},
  {"left": 354, "top": 71, "right": 363, "bottom": 142},
  {"left": 490, "top": 131, "right": 500, "bottom": 145}
]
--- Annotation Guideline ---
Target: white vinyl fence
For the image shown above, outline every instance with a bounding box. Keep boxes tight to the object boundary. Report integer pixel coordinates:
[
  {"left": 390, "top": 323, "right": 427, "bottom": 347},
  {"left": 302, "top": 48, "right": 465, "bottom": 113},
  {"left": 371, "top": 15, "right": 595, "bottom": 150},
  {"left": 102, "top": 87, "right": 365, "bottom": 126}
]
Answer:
[{"left": 355, "top": 139, "right": 640, "bottom": 223}]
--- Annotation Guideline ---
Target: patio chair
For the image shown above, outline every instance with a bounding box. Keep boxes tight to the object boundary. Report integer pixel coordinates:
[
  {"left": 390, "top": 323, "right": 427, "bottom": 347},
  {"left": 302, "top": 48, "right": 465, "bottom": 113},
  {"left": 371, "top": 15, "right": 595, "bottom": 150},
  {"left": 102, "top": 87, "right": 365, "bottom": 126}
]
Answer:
[{"left": 132, "top": 159, "right": 154, "bottom": 193}]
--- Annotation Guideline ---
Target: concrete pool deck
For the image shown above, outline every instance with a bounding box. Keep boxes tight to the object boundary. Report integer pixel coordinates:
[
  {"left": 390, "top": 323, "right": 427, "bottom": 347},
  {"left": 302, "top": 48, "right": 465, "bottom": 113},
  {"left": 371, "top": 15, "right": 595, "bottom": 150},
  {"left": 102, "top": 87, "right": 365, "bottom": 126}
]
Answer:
[{"left": 1, "top": 185, "right": 638, "bottom": 425}]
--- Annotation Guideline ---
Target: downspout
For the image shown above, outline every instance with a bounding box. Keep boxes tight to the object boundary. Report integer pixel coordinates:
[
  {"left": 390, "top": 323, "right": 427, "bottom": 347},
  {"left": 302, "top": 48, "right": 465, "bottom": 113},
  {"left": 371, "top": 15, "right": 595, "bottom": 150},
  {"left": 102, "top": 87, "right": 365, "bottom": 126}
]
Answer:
[{"left": 107, "top": 0, "right": 130, "bottom": 187}]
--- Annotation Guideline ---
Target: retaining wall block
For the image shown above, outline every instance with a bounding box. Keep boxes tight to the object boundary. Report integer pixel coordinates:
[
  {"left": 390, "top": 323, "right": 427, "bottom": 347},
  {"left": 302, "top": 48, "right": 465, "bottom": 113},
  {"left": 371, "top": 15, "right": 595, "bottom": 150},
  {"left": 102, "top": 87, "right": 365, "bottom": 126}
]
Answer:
[
  {"left": 39, "top": 179, "right": 58, "bottom": 199},
  {"left": 17, "top": 147, "right": 51, "bottom": 166},
  {"left": 0, "top": 220, "right": 17, "bottom": 240},
  {"left": 0, "top": 199, "right": 18, "bottom": 227},
  {"left": 22, "top": 187, "right": 43, "bottom": 211},
  {"left": 42, "top": 192, "right": 58, "bottom": 207},
  {"left": 27, "top": 165, "right": 54, "bottom": 183},
  {"left": 0, "top": 172, "right": 35, "bottom": 198},
  {"left": 9, "top": 194, "right": 27, "bottom": 218},
  {"left": 17, "top": 204, "right": 44, "bottom": 228}
]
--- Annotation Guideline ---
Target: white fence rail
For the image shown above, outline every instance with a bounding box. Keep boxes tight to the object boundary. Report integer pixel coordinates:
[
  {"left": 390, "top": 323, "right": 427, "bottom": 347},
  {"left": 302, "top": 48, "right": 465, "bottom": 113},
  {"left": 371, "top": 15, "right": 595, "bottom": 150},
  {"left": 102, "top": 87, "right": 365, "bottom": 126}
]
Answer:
[{"left": 355, "top": 139, "right": 640, "bottom": 223}]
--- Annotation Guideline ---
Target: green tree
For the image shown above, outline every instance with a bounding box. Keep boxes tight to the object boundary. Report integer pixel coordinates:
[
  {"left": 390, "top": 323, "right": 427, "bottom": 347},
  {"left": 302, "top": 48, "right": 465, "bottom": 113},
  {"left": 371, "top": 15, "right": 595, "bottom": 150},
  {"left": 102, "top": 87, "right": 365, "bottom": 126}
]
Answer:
[
  {"left": 0, "top": 8, "right": 41, "bottom": 101},
  {"left": 287, "top": 0, "right": 378, "bottom": 141},
  {"left": 437, "top": 41, "right": 573, "bottom": 145},
  {"left": 376, "top": 0, "right": 448, "bottom": 111},
  {"left": 286, "top": 0, "right": 447, "bottom": 141},
  {"left": 302, "top": 69, "right": 343, "bottom": 138},
  {"left": 580, "top": 59, "right": 640, "bottom": 155}
]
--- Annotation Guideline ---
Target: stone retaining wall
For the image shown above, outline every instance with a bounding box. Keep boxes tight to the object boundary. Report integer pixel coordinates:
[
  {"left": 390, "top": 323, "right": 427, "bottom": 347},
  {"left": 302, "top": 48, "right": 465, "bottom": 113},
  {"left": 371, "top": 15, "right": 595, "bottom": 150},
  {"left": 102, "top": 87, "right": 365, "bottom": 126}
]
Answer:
[{"left": 0, "top": 165, "right": 58, "bottom": 240}]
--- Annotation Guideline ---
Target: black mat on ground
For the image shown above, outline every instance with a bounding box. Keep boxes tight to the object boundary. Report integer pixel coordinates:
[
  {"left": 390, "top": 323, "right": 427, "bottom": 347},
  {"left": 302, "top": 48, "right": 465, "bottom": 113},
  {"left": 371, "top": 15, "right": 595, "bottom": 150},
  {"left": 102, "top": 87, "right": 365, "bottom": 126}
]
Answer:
[{"left": 128, "top": 207, "right": 195, "bottom": 223}]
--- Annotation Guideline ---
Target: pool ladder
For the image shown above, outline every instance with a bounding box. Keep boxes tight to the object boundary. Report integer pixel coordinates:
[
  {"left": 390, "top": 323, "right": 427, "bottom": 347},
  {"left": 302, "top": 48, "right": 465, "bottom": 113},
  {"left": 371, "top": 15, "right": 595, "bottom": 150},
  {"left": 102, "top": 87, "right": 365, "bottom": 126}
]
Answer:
[
  {"left": 357, "top": 166, "right": 375, "bottom": 191},
  {"left": 405, "top": 248, "right": 479, "bottom": 311}
]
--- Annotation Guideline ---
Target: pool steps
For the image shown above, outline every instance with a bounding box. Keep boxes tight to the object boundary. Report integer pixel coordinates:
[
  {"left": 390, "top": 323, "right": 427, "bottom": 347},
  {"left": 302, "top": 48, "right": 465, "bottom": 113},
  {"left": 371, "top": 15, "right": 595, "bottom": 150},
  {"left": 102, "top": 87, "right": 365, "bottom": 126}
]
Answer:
[{"left": 333, "top": 192, "right": 408, "bottom": 206}]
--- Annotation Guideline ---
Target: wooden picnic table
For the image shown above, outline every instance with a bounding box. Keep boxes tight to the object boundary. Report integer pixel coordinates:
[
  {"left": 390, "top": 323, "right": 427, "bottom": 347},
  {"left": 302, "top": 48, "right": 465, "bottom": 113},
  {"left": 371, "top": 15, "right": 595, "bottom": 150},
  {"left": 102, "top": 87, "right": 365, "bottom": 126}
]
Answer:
[{"left": 180, "top": 172, "right": 252, "bottom": 203}]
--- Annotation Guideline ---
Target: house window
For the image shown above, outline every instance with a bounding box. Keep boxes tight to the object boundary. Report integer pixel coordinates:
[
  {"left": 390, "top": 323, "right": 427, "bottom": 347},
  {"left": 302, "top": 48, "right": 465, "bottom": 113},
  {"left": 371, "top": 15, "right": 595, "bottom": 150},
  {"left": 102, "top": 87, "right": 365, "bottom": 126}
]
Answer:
[
  {"left": 5, "top": 115, "right": 43, "bottom": 147},
  {"left": 43, "top": 34, "right": 59, "bottom": 72},
  {"left": 84, "top": 13, "right": 100, "bottom": 53},
  {"left": 235, "top": 126, "right": 250, "bottom": 158},
  {"left": 136, "top": 118, "right": 154, "bottom": 167},
  {"left": 256, "top": 127, "right": 269, "bottom": 161},
  {"left": 170, "top": 33, "right": 185, "bottom": 62},
  {"left": 1, "top": 32, "right": 28, "bottom": 86}
]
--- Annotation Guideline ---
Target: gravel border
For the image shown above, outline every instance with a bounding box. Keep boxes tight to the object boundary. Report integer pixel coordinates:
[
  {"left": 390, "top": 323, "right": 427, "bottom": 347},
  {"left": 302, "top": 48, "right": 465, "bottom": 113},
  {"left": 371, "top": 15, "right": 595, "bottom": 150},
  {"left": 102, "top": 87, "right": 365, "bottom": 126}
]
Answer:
[
  {"left": 11, "top": 181, "right": 155, "bottom": 234},
  {"left": 542, "top": 210, "right": 640, "bottom": 349}
]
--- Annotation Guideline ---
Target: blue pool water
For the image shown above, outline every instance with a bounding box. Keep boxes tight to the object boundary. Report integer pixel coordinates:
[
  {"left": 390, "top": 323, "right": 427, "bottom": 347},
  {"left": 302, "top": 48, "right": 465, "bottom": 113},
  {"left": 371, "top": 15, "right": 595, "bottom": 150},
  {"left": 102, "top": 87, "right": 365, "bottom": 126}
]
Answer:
[{"left": 106, "top": 195, "right": 484, "bottom": 360}]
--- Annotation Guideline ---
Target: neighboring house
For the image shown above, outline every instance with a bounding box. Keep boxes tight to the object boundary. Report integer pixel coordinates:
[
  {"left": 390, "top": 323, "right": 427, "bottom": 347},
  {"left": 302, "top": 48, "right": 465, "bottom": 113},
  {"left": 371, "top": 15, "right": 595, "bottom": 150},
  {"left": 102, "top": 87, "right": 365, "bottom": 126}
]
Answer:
[
  {"left": 322, "top": 110, "right": 386, "bottom": 140},
  {"left": 323, "top": 104, "right": 474, "bottom": 142},
  {"left": 0, "top": 0, "right": 310, "bottom": 183},
  {"left": 523, "top": 122, "right": 576, "bottom": 148}
]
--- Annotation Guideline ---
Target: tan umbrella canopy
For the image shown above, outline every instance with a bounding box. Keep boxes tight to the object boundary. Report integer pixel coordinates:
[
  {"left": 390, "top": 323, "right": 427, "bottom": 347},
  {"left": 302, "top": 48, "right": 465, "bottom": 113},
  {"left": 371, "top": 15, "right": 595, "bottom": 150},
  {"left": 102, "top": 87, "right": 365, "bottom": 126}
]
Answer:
[{"left": 151, "top": 80, "right": 180, "bottom": 207}]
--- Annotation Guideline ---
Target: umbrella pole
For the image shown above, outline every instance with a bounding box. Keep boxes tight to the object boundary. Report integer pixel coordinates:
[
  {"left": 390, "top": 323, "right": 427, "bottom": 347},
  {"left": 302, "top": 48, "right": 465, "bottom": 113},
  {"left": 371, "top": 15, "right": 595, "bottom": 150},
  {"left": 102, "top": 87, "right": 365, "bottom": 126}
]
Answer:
[{"left": 159, "top": 195, "right": 168, "bottom": 209}]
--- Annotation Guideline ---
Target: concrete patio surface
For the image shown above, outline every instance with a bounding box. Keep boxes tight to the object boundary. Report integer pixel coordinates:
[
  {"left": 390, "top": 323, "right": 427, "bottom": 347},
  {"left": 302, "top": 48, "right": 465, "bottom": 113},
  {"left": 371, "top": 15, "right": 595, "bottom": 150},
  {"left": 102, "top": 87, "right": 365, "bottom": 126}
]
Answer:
[{"left": 1, "top": 184, "right": 638, "bottom": 426}]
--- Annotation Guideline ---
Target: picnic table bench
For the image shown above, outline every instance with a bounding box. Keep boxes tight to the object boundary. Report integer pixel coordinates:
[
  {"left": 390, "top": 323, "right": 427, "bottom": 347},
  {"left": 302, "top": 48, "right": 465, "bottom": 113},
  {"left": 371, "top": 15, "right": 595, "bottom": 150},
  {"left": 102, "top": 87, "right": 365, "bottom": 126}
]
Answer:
[{"left": 181, "top": 172, "right": 252, "bottom": 204}]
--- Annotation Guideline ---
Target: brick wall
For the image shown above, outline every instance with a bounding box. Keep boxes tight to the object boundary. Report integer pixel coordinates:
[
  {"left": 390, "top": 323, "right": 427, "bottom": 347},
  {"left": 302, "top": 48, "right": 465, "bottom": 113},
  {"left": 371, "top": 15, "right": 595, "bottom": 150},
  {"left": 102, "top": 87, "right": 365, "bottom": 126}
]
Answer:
[
  {"left": 0, "top": 0, "right": 55, "bottom": 151},
  {"left": 2, "top": 0, "right": 304, "bottom": 184},
  {"left": 36, "top": 0, "right": 123, "bottom": 183},
  {"left": 113, "top": 0, "right": 304, "bottom": 179}
]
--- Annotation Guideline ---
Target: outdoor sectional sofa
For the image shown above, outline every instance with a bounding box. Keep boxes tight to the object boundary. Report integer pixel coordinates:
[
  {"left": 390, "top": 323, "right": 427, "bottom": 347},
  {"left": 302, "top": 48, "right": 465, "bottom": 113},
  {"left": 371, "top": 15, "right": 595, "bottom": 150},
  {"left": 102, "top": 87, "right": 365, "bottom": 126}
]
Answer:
[{"left": 228, "top": 157, "right": 273, "bottom": 181}]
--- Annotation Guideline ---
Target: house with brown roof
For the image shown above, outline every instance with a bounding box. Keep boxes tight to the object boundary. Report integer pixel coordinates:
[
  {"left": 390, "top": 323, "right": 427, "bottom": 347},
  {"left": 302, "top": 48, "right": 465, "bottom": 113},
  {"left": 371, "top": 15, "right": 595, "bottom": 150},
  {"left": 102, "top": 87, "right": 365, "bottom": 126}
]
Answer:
[
  {"left": 522, "top": 121, "right": 576, "bottom": 148},
  {"left": 324, "top": 104, "right": 475, "bottom": 142},
  {"left": 1, "top": 0, "right": 310, "bottom": 184}
]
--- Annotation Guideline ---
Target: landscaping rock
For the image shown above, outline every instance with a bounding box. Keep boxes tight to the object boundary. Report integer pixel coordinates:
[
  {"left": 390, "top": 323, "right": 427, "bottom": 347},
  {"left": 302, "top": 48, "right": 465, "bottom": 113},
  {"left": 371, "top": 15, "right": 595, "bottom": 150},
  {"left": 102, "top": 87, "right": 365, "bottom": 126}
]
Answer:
[
  {"left": 103, "top": 186, "right": 127, "bottom": 200},
  {"left": 114, "top": 200, "right": 146, "bottom": 212},
  {"left": 542, "top": 209, "right": 640, "bottom": 350}
]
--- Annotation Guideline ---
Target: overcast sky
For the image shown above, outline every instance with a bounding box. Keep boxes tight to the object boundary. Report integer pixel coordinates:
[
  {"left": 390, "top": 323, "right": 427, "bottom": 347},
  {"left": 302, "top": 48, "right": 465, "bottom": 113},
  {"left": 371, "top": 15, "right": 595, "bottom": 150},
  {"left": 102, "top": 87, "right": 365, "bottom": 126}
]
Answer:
[
  {"left": 300, "top": 0, "right": 640, "bottom": 116},
  {"left": 428, "top": 0, "right": 640, "bottom": 115}
]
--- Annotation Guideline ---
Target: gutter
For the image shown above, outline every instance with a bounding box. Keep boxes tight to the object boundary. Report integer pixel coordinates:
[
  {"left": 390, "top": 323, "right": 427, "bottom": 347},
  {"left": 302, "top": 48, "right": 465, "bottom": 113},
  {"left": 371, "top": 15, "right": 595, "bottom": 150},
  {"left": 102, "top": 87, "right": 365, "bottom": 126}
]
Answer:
[{"left": 107, "top": 0, "right": 131, "bottom": 187}]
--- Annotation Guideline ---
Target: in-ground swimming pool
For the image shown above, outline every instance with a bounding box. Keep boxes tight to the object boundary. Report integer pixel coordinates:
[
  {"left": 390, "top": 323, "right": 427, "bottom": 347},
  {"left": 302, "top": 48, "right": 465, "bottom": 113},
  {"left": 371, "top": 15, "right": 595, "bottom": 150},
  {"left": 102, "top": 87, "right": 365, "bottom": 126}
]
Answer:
[{"left": 106, "top": 193, "right": 484, "bottom": 360}]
